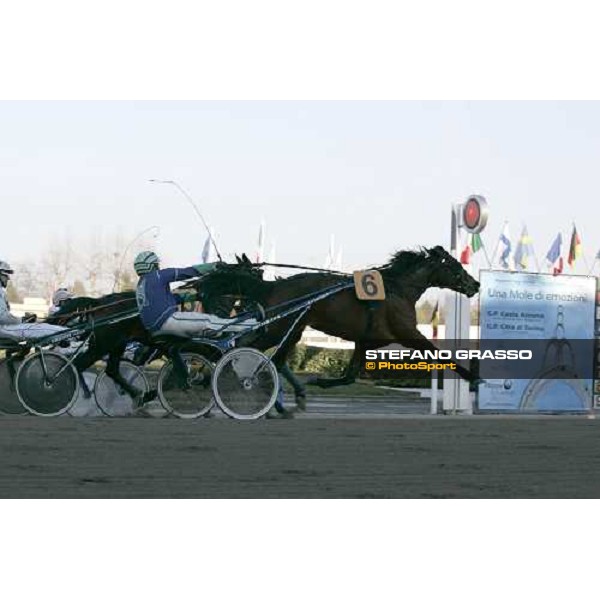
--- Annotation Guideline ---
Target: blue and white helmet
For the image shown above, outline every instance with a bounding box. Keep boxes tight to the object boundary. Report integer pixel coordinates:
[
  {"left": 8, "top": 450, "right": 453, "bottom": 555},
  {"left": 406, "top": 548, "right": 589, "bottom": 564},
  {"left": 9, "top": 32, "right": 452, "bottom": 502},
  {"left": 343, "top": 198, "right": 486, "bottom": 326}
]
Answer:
[
  {"left": 52, "top": 288, "right": 73, "bottom": 306},
  {"left": 134, "top": 251, "right": 160, "bottom": 275}
]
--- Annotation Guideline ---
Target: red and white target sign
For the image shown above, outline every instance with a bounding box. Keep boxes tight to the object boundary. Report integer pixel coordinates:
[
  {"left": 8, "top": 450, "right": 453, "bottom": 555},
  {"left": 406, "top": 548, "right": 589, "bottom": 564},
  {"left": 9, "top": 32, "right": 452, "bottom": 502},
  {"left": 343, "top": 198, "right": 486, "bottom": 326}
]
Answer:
[{"left": 461, "top": 195, "right": 489, "bottom": 233}]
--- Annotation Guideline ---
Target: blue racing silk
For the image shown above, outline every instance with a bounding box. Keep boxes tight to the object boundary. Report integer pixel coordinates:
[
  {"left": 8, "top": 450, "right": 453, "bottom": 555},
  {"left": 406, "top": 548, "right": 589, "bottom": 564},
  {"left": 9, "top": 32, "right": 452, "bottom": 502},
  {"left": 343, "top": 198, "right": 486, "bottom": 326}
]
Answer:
[{"left": 136, "top": 264, "right": 217, "bottom": 332}]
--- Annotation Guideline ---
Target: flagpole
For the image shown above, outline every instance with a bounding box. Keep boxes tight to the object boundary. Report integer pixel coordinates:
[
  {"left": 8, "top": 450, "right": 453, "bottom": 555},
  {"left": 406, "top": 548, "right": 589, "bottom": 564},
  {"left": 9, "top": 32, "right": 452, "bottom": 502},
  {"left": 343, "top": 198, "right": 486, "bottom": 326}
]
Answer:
[
  {"left": 489, "top": 237, "right": 501, "bottom": 269},
  {"left": 581, "top": 252, "right": 591, "bottom": 275},
  {"left": 480, "top": 239, "right": 492, "bottom": 269},
  {"left": 528, "top": 229, "right": 541, "bottom": 272},
  {"left": 580, "top": 225, "right": 591, "bottom": 274},
  {"left": 532, "top": 248, "right": 541, "bottom": 273}
]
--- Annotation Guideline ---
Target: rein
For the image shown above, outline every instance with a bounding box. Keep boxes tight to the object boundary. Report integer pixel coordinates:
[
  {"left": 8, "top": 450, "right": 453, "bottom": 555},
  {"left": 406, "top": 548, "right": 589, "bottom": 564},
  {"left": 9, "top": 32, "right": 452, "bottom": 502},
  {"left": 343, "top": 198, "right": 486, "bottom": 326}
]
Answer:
[
  {"left": 46, "top": 297, "right": 138, "bottom": 323},
  {"left": 255, "top": 262, "right": 350, "bottom": 276}
]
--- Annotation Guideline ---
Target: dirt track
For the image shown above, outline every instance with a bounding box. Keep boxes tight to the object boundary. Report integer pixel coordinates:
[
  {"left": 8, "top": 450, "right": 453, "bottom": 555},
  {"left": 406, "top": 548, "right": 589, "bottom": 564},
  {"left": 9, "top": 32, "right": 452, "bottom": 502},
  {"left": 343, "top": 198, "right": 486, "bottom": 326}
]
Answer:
[{"left": 2, "top": 415, "right": 600, "bottom": 498}]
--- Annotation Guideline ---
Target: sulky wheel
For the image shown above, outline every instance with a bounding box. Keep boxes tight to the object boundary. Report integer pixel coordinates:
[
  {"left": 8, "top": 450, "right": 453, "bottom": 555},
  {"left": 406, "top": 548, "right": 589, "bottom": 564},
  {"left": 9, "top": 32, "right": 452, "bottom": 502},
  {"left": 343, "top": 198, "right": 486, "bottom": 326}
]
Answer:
[
  {"left": 212, "top": 348, "right": 279, "bottom": 420},
  {"left": 93, "top": 360, "right": 150, "bottom": 417},
  {"left": 157, "top": 353, "right": 215, "bottom": 419},
  {"left": 15, "top": 351, "right": 79, "bottom": 417}
]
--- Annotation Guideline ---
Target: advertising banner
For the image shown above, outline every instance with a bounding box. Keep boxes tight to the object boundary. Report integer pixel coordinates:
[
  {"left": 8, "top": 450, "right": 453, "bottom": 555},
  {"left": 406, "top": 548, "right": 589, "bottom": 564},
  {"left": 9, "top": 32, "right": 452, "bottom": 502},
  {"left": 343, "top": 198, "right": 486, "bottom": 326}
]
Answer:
[{"left": 478, "top": 270, "right": 597, "bottom": 412}]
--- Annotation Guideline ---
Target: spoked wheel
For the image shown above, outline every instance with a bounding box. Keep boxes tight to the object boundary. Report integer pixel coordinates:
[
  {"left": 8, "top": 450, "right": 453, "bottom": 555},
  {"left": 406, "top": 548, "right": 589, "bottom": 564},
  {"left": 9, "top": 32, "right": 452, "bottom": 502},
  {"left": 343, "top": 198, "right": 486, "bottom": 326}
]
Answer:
[
  {"left": 157, "top": 353, "right": 215, "bottom": 419},
  {"left": 0, "top": 357, "right": 28, "bottom": 415},
  {"left": 16, "top": 351, "right": 79, "bottom": 417},
  {"left": 212, "top": 348, "right": 279, "bottom": 420},
  {"left": 93, "top": 361, "right": 150, "bottom": 417}
]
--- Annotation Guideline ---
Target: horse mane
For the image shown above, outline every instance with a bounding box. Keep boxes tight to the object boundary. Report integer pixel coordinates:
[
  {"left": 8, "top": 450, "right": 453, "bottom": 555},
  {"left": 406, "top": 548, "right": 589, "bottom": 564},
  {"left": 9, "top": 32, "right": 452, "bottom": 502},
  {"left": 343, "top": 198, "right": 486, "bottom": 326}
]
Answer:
[
  {"left": 376, "top": 247, "right": 433, "bottom": 275},
  {"left": 281, "top": 248, "right": 435, "bottom": 283}
]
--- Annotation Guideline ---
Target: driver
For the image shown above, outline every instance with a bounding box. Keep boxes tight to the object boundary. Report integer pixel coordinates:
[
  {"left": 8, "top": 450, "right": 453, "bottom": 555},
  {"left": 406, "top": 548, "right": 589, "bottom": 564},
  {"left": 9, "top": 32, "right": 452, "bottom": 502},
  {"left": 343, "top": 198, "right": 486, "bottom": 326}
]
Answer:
[
  {"left": 134, "top": 251, "right": 260, "bottom": 338},
  {"left": 0, "top": 261, "right": 66, "bottom": 340},
  {"left": 48, "top": 287, "right": 74, "bottom": 316}
]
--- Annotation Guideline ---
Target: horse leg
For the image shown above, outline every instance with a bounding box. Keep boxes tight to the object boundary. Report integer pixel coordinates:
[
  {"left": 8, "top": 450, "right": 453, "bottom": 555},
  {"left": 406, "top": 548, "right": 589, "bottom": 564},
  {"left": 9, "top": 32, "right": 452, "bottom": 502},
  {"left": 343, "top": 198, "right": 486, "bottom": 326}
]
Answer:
[
  {"left": 105, "top": 349, "right": 144, "bottom": 400},
  {"left": 312, "top": 342, "right": 363, "bottom": 388},
  {"left": 268, "top": 327, "right": 308, "bottom": 417},
  {"left": 132, "top": 344, "right": 156, "bottom": 366},
  {"left": 78, "top": 372, "right": 93, "bottom": 399},
  {"left": 400, "top": 333, "right": 478, "bottom": 383}
]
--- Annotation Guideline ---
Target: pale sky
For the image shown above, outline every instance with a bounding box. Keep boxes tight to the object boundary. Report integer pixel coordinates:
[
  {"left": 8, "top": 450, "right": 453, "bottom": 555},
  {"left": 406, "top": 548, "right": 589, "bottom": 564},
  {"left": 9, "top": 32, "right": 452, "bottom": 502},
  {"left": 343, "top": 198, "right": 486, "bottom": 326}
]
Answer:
[{"left": 1, "top": 101, "right": 599, "bottom": 274}]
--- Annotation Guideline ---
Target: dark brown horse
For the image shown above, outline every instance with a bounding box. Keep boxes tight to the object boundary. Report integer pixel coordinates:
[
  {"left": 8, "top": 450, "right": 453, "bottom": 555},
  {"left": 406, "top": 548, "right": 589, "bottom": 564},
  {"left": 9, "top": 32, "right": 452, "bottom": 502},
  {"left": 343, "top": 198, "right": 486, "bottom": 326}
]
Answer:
[
  {"left": 197, "top": 245, "right": 480, "bottom": 385},
  {"left": 46, "top": 292, "right": 153, "bottom": 399}
]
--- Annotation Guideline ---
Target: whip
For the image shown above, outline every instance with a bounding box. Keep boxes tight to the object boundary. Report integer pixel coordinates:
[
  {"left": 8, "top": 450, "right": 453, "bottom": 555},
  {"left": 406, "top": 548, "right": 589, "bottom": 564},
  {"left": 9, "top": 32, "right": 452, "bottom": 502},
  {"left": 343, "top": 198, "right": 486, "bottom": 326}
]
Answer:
[{"left": 149, "top": 179, "right": 223, "bottom": 262}]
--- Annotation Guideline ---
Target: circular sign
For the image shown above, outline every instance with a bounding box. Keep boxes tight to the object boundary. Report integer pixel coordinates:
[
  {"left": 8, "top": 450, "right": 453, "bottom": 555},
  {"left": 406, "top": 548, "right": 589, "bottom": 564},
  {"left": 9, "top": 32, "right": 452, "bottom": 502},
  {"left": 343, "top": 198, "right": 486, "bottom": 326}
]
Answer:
[{"left": 462, "top": 195, "right": 489, "bottom": 233}]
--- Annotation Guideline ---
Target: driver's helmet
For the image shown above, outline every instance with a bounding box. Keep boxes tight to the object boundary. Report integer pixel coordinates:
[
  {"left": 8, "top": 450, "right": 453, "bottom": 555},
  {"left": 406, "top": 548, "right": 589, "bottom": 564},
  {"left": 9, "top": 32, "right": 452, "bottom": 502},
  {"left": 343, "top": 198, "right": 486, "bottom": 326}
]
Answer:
[
  {"left": 52, "top": 288, "right": 73, "bottom": 306},
  {"left": 0, "top": 260, "right": 13, "bottom": 287},
  {"left": 134, "top": 251, "right": 160, "bottom": 275}
]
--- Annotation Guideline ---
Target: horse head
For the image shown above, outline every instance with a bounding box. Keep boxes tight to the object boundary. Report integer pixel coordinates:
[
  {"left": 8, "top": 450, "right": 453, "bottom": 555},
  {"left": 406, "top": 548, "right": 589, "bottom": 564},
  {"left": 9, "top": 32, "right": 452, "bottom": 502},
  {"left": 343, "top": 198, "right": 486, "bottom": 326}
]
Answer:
[
  {"left": 425, "top": 245, "right": 480, "bottom": 297},
  {"left": 188, "top": 259, "right": 268, "bottom": 317}
]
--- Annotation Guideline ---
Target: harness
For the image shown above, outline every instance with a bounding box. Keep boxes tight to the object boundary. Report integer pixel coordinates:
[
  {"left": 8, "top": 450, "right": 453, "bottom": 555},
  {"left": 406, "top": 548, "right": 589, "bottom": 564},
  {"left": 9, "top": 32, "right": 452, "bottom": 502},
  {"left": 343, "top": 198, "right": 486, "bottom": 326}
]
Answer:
[{"left": 363, "top": 300, "right": 380, "bottom": 341}]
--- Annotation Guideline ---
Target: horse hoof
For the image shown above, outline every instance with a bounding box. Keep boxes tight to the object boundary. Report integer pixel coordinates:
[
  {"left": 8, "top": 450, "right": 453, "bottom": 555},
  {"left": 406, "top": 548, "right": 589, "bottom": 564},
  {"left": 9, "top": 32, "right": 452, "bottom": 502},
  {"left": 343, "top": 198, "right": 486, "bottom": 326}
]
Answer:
[{"left": 266, "top": 408, "right": 295, "bottom": 419}]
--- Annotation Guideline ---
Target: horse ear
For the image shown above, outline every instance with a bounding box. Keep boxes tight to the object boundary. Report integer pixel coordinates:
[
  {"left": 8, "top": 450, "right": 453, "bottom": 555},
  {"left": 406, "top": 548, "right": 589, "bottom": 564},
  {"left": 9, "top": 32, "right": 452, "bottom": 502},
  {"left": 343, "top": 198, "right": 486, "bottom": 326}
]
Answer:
[{"left": 431, "top": 245, "right": 448, "bottom": 257}]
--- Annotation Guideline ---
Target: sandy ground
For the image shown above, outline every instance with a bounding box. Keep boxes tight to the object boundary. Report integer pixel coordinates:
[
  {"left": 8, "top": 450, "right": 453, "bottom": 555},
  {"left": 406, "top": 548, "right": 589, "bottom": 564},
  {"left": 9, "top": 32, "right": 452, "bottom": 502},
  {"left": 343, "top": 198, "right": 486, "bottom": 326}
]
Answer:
[{"left": 1, "top": 415, "right": 600, "bottom": 498}]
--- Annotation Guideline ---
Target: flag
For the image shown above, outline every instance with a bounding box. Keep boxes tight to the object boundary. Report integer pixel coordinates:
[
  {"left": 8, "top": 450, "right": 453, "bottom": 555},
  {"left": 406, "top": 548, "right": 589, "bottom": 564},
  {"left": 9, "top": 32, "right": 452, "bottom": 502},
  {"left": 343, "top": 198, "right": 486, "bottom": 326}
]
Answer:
[
  {"left": 264, "top": 242, "right": 277, "bottom": 281},
  {"left": 201, "top": 233, "right": 211, "bottom": 263},
  {"left": 498, "top": 223, "right": 512, "bottom": 269},
  {"left": 431, "top": 301, "right": 440, "bottom": 339},
  {"left": 553, "top": 257, "right": 564, "bottom": 275},
  {"left": 545, "top": 233, "right": 562, "bottom": 265},
  {"left": 256, "top": 220, "right": 266, "bottom": 262},
  {"left": 513, "top": 226, "right": 533, "bottom": 270},
  {"left": 460, "top": 233, "right": 480, "bottom": 264},
  {"left": 545, "top": 233, "right": 563, "bottom": 274},
  {"left": 324, "top": 234, "right": 335, "bottom": 269},
  {"left": 568, "top": 225, "right": 582, "bottom": 267},
  {"left": 460, "top": 244, "right": 471, "bottom": 265}
]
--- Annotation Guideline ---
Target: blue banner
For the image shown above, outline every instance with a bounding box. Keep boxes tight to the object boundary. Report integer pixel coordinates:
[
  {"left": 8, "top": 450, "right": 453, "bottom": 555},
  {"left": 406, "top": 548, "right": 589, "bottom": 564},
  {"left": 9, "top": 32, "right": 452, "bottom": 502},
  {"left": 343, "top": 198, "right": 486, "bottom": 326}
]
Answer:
[{"left": 478, "top": 271, "right": 597, "bottom": 412}]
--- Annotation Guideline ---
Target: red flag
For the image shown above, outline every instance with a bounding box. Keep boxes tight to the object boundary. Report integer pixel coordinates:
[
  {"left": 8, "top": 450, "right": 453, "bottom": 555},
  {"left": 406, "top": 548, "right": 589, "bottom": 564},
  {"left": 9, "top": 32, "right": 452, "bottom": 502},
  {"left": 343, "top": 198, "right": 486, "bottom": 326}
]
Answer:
[
  {"left": 553, "top": 257, "right": 563, "bottom": 275},
  {"left": 460, "top": 245, "right": 471, "bottom": 265}
]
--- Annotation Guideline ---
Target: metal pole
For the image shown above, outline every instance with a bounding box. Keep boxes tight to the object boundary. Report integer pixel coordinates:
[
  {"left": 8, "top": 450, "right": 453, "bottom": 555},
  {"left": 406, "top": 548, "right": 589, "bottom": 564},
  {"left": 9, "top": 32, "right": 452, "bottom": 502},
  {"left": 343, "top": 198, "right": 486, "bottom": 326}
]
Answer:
[
  {"left": 430, "top": 370, "right": 438, "bottom": 415},
  {"left": 481, "top": 238, "right": 492, "bottom": 269},
  {"left": 430, "top": 319, "right": 439, "bottom": 415}
]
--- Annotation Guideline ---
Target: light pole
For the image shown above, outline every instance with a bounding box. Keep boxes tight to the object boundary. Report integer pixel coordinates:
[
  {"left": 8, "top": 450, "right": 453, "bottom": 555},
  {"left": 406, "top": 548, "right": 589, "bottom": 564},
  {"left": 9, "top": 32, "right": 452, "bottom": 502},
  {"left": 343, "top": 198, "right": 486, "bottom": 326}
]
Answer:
[
  {"left": 148, "top": 179, "right": 223, "bottom": 261},
  {"left": 112, "top": 225, "right": 160, "bottom": 293}
]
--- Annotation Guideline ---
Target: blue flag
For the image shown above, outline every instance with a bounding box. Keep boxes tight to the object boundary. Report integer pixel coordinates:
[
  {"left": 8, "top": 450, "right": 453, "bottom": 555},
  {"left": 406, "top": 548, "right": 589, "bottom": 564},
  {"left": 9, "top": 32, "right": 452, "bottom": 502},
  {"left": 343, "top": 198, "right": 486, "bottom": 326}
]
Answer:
[
  {"left": 545, "top": 233, "right": 562, "bottom": 265},
  {"left": 513, "top": 226, "right": 534, "bottom": 270},
  {"left": 499, "top": 223, "right": 512, "bottom": 269}
]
